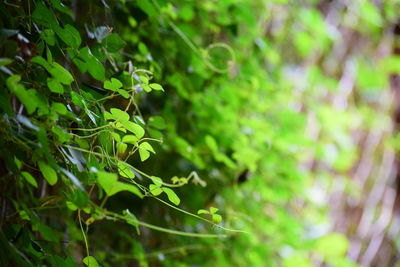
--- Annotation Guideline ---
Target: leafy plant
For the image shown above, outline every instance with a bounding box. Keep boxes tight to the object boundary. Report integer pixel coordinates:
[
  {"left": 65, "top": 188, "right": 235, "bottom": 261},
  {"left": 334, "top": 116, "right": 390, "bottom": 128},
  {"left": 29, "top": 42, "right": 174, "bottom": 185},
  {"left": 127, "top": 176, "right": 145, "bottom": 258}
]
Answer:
[{"left": 1, "top": 0, "right": 398, "bottom": 266}]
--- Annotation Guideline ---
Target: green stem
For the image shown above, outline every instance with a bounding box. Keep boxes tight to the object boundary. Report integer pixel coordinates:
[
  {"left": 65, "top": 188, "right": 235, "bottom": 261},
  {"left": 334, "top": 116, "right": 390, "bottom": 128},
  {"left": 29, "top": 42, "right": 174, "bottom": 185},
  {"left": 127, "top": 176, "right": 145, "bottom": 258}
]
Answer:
[
  {"left": 71, "top": 129, "right": 112, "bottom": 139},
  {"left": 62, "top": 145, "right": 247, "bottom": 234},
  {"left": 78, "top": 210, "right": 90, "bottom": 260},
  {"left": 101, "top": 208, "right": 227, "bottom": 238},
  {"left": 67, "top": 124, "right": 111, "bottom": 132}
]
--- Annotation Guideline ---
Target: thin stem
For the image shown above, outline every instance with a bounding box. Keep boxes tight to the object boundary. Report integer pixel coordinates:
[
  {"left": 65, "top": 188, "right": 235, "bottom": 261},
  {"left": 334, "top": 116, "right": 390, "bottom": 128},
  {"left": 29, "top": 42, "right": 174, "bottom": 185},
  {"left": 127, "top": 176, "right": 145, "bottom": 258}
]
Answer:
[
  {"left": 67, "top": 124, "right": 111, "bottom": 132},
  {"left": 62, "top": 145, "right": 246, "bottom": 234},
  {"left": 100, "top": 195, "right": 109, "bottom": 209},
  {"left": 152, "top": 196, "right": 248, "bottom": 234},
  {"left": 101, "top": 208, "right": 227, "bottom": 238},
  {"left": 71, "top": 129, "right": 112, "bottom": 139},
  {"left": 78, "top": 210, "right": 90, "bottom": 260}
]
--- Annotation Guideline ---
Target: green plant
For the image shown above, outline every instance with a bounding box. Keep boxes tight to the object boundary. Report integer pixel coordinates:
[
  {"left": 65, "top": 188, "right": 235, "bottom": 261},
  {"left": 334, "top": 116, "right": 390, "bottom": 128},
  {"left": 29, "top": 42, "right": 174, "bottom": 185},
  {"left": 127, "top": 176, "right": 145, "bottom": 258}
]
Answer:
[{"left": 1, "top": 0, "right": 398, "bottom": 266}]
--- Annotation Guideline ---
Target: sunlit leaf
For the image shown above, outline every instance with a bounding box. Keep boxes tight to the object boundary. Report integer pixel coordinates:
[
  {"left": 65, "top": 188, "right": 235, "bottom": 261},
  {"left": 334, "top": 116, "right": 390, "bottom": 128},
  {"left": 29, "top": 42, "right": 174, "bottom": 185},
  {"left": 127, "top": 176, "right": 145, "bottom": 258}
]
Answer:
[
  {"left": 121, "top": 121, "right": 145, "bottom": 139},
  {"left": 149, "top": 83, "right": 164, "bottom": 91},
  {"left": 212, "top": 214, "right": 222, "bottom": 224},
  {"left": 162, "top": 187, "right": 180, "bottom": 205},
  {"left": 149, "top": 184, "right": 163, "bottom": 196},
  {"left": 122, "top": 135, "right": 139, "bottom": 145},
  {"left": 197, "top": 209, "right": 209, "bottom": 215},
  {"left": 97, "top": 171, "right": 142, "bottom": 198},
  {"left": 83, "top": 256, "right": 99, "bottom": 267},
  {"left": 110, "top": 108, "right": 130, "bottom": 122},
  {"left": 117, "top": 161, "right": 135, "bottom": 178}
]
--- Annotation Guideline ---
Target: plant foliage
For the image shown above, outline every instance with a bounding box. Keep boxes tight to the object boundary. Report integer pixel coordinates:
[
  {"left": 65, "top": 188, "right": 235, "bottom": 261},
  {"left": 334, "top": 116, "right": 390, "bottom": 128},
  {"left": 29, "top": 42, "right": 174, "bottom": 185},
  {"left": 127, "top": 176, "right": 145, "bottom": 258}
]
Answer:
[{"left": 0, "top": 0, "right": 398, "bottom": 266}]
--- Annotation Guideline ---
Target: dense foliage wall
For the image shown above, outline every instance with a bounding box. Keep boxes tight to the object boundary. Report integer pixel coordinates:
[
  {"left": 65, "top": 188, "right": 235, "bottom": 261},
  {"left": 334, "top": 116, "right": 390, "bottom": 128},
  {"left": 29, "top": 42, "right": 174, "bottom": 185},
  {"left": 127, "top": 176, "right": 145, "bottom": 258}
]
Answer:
[{"left": 1, "top": 0, "right": 399, "bottom": 266}]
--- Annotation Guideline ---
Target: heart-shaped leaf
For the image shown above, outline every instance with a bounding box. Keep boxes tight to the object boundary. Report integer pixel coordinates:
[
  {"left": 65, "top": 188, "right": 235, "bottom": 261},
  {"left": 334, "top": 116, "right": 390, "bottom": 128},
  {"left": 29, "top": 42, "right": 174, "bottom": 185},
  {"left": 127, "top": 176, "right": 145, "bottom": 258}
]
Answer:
[
  {"left": 104, "top": 78, "right": 123, "bottom": 91},
  {"left": 97, "top": 171, "right": 142, "bottom": 198},
  {"left": 149, "top": 184, "right": 163, "bottom": 196}
]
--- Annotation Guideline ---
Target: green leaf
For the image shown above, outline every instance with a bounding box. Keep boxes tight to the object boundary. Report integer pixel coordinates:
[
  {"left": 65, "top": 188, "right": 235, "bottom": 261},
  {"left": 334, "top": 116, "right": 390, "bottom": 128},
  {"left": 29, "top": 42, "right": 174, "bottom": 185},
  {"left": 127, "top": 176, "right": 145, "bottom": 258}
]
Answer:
[
  {"left": 148, "top": 116, "right": 166, "bottom": 129},
  {"left": 121, "top": 121, "right": 145, "bottom": 139},
  {"left": 212, "top": 214, "right": 222, "bottom": 224},
  {"left": 104, "top": 111, "right": 113, "bottom": 121},
  {"left": 40, "top": 29, "right": 56, "bottom": 46},
  {"left": 138, "top": 43, "right": 149, "bottom": 55},
  {"left": 205, "top": 135, "right": 218, "bottom": 154},
  {"left": 149, "top": 184, "right": 163, "bottom": 196},
  {"left": 82, "top": 256, "right": 99, "bottom": 267},
  {"left": 37, "top": 223, "right": 59, "bottom": 242},
  {"left": 38, "top": 161, "right": 58, "bottom": 185},
  {"left": 110, "top": 108, "right": 130, "bottom": 122},
  {"left": 31, "top": 56, "right": 51, "bottom": 70},
  {"left": 32, "top": 56, "right": 74, "bottom": 85},
  {"left": 117, "top": 161, "right": 135, "bottom": 178},
  {"left": 139, "top": 76, "right": 149, "bottom": 84},
  {"left": 21, "top": 171, "right": 38, "bottom": 188},
  {"left": 51, "top": 102, "right": 67, "bottom": 115},
  {"left": 111, "top": 132, "right": 121, "bottom": 142},
  {"left": 117, "top": 142, "right": 128, "bottom": 154},
  {"left": 138, "top": 142, "right": 155, "bottom": 161},
  {"left": 52, "top": 126, "right": 72, "bottom": 143},
  {"left": 66, "top": 201, "right": 78, "bottom": 211},
  {"left": 142, "top": 84, "right": 152, "bottom": 93},
  {"left": 46, "top": 49, "right": 53, "bottom": 67},
  {"left": 150, "top": 176, "right": 163, "bottom": 186},
  {"left": 104, "top": 78, "right": 123, "bottom": 91},
  {"left": 54, "top": 24, "right": 81, "bottom": 49},
  {"left": 139, "top": 142, "right": 155, "bottom": 153},
  {"left": 197, "top": 209, "right": 209, "bottom": 215},
  {"left": 122, "top": 135, "right": 138, "bottom": 145},
  {"left": 113, "top": 122, "right": 127, "bottom": 133},
  {"left": 49, "top": 62, "right": 74, "bottom": 85},
  {"left": 14, "top": 157, "right": 22, "bottom": 170},
  {"left": 78, "top": 47, "right": 105, "bottom": 81},
  {"left": 50, "top": 62, "right": 74, "bottom": 84},
  {"left": 209, "top": 207, "right": 219, "bottom": 214},
  {"left": 69, "top": 189, "right": 89, "bottom": 208},
  {"left": 102, "top": 33, "right": 126, "bottom": 52},
  {"left": 32, "top": 2, "right": 58, "bottom": 28},
  {"left": 97, "top": 171, "right": 142, "bottom": 198},
  {"left": 138, "top": 149, "right": 150, "bottom": 162},
  {"left": 50, "top": 0, "right": 73, "bottom": 17},
  {"left": 162, "top": 187, "right": 180, "bottom": 205},
  {"left": 6, "top": 75, "right": 39, "bottom": 114},
  {"left": 47, "top": 78, "right": 64, "bottom": 93},
  {"left": 149, "top": 83, "right": 164, "bottom": 91},
  {"left": 116, "top": 89, "right": 130, "bottom": 99},
  {"left": 137, "top": 0, "right": 158, "bottom": 17},
  {"left": 123, "top": 209, "right": 140, "bottom": 235}
]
